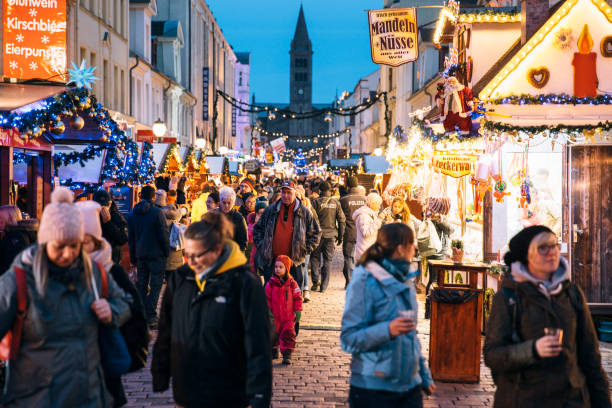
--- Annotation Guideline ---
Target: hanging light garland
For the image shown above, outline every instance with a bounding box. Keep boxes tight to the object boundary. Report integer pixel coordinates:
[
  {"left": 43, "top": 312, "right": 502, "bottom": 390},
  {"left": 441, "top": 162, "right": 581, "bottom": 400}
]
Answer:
[
  {"left": 485, "top": 93, "right": 612, "bottom": 105},
  {"left": 253, "top": 126, "right": 350, "bottom": 142}
]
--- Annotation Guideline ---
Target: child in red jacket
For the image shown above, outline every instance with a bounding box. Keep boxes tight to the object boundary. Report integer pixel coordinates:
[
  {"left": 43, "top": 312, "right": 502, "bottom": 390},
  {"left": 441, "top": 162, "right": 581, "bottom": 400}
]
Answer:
[{"left": 265, "top": 255, "right": 303, "bottom": 365}]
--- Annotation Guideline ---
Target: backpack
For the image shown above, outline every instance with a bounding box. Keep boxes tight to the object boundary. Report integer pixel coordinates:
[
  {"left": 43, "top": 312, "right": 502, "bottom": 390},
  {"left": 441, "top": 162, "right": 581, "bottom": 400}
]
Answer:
[
  {"left": 169, "top": 222, "right": 186, "bottom": 251},
  {"left": 502, "top": 282, "right": 583, "bottom": 342}
]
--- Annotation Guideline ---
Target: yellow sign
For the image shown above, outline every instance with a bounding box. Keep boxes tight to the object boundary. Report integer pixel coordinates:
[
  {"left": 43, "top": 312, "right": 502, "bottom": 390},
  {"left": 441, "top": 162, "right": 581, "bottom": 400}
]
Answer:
[
  {"left": 368, "top": 8, "right": 418, "bottom": 67},
  {"left": 432, "top": 153, "right": 478, "bottom": 178}
]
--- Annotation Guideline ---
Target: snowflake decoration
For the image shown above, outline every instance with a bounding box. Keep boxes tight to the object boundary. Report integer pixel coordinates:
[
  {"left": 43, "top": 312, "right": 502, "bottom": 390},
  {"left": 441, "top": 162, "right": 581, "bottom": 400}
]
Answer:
[
  {"left": 41, "top": 35, "right": 49, "bottom": 44},
  {"left": 28, "top": 8, "right": 37, "bottom": 17},
  {"left": 29, "top": 61, "right": 38, "bottom": 70},
  {"left": 9, "top": 61, "right": 18, "bottom": 70},
  {"left": 67, "top": 60, "right": 99, "bottom": 89},
  {"left": 16, "top": 34, "right": 24, "bottom": 43},
  {"left": 554, "top": 27, "right": 574, "bottom": 51}
]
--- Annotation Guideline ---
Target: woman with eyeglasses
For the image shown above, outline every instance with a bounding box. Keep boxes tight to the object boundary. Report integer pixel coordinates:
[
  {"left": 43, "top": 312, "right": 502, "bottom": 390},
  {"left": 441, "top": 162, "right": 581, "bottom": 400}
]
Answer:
[
  {"left": 341, "top": 223, "right": 435, "bottom": 407},
  {"left": 484, "top": 225, "right": 610, "bottom": 408},
  {"left": 151, "top": 211, "right": 272, "bottom": 408}
]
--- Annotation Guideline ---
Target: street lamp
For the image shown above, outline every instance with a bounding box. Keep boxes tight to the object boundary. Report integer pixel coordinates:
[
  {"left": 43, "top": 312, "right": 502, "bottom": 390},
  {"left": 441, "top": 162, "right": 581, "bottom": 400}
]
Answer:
[
  {"left": 152, "top": 118, "right": 167, "bottom": 137},
  {"left": 195, "top": 138, "right": 206, "bottom": 150}
]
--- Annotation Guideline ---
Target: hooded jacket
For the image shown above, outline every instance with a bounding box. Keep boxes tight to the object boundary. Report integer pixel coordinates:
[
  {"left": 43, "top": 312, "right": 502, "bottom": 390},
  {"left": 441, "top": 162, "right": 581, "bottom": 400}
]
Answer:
[
  {"left": 151, "top": 241, "right": 272, "bottom": 408},
  {"left": 0, "top": 245, "right": 132, "bottom": 408},
  {"left": 265, "top": 275, "right": 302, "bottom": 329},
  {"left": 353, "top": 206, "right": 382, "bottom": 261},
  {"left": 341, "top": 261, "right": 433, "bottom": 393},
  {"left": 484, "top": 258, "right": 610, "bottom": 408},
  {"left": 340, "top": 188, "right": 366, "bottom": 243},
  {"left": 100, "top": 203, "right": 128, "bottom": 262},
  {"left": 253, "top": 198, "right": 321, "bottom": 266},
  {"left": 312, "top": 191, "right": 346, "bottom": 240},
  {"left": 127, "top": 199, "right": 169, "bottom": 261}
]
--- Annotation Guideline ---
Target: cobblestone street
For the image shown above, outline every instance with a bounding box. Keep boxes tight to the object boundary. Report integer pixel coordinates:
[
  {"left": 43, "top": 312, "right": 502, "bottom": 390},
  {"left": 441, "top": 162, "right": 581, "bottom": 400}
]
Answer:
[{"left": 123, "top": 248, "right": 612, "bottom": 407}]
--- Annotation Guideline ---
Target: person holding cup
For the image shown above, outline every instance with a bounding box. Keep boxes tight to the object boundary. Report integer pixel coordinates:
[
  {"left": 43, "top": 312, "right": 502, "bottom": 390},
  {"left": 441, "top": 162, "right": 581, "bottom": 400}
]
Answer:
[
  {"left": 341, "top": 223, "right": 434, "bottom": 407},
  {"left": 484, "top": 225, "right": 610, "bottom": 408}
]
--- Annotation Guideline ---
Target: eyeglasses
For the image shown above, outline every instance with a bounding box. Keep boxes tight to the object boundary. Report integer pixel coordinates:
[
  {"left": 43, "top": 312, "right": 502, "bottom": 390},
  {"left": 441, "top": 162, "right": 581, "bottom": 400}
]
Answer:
[
  {"left": 184, "top": 248, "right": 214, "bottom": 261},
  {"left": 537, "top": 243, "right": 561, "bottom": 256}
]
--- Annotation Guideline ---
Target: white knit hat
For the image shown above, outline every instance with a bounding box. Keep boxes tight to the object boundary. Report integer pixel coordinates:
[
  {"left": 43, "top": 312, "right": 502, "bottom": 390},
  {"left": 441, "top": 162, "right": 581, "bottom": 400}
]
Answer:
[
  {"left": 38, "top": 187, "right": 84, "bottom": 244},
  {"left": 75, "top": 200, "right": 103, "bottom": 241}
]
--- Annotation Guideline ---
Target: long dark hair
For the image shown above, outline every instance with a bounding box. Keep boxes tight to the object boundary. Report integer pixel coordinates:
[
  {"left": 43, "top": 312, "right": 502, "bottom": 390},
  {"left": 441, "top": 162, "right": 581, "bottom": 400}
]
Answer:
[
  {"left": 358, "top": 223, "right": 415, "bottom": 266},
  {"left": 185, "top": 211, "right": 233, "bottom": 250}
]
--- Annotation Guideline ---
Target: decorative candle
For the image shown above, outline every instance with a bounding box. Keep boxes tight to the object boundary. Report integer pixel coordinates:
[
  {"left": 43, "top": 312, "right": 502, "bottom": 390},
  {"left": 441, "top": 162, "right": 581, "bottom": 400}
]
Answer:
[{"left": 572, "top": 24, "right": 598, "bottom": 98}]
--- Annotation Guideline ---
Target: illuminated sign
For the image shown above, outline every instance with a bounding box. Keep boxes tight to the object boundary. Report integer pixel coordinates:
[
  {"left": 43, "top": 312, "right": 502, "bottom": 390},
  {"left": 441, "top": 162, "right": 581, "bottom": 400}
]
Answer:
[
  {"left": 368, "top": 7, "right": 418, "bottom": 67},
  {"left": 3, "top": 0, "right": 67, "bottom": 81},
  {"left": 432, "top": 152, "right": 478, "bottom": 178}
]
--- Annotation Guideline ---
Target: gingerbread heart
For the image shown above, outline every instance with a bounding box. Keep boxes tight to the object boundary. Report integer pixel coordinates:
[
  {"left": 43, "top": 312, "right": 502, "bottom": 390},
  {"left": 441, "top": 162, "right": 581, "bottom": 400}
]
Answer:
[
  {"left": 601, "top": 36, "right": 612, "bottom": 57},
  {"left": 527, "top": 67, "right": 550, "bottom": 89}
]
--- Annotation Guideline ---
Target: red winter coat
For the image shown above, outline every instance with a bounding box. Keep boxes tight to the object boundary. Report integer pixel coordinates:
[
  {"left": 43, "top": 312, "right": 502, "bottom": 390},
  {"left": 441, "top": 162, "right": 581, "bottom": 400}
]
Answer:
[{"left": 265, "top": 275, "right": 302, "bottom": 330}]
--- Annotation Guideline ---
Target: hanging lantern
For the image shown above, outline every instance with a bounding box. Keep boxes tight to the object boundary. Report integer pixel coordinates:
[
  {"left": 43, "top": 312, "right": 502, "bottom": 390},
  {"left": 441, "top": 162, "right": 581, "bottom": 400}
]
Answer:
[
  {"left": 70, "top": 115, "right": 85, "bottom": 130},
  {"left": 324, "top": 112, "right": 332, "bottom": 122},
  {"left": 50, "top": 119, "right": 65, "bottom": 135}
]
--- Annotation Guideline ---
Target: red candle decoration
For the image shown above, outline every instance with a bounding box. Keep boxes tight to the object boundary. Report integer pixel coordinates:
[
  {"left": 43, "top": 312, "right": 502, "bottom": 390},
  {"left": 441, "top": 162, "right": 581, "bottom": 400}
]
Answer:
[{"left": 572, "top": 24, "right": 598, "bottom": 98}]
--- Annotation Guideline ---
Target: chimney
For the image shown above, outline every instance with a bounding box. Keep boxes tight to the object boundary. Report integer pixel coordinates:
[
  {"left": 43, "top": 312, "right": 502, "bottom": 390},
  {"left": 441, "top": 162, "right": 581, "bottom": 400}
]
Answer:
[{"left": 521, "top": 0, "right": 549, "bottom": 45}]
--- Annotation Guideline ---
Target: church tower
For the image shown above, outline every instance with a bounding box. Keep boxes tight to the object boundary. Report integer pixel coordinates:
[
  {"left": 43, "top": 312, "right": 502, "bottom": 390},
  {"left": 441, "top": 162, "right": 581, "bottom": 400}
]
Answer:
[{"left": 289, "top": 5, "right": 313, "bottom": 113}]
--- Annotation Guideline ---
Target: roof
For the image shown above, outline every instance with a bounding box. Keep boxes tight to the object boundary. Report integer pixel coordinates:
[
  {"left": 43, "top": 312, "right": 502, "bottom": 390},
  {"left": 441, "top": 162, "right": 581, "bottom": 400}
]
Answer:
[
  {"left": 291, "top": 5, "right": 312, "bottom": 51},
  {"left": 419, "top": 28, "right": 435, "bottom": 43},
  {"left": 152, "top": 20, "right": 180, "bottom": 38},
  {"left": 0, "top": 83, "right": 66, "bottom": 112},
  {"left": 236, "top": 52, "right": 251, "bottom": 65}
]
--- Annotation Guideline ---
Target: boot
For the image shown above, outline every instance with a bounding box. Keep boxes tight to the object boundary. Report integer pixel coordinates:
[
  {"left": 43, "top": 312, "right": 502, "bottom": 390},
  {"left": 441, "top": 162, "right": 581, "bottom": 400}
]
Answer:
[
  {"left": 303, "top": 290, "right": 311, "bottom": 303},
  {"left": 282, "top": 350, "right": 292, "bottom": 365},
  {"left": 311, "top": 282, "right": 320, "bottom": 291},
  {"left": 272, "top": 348, "right": 279, "bottom": 359}
]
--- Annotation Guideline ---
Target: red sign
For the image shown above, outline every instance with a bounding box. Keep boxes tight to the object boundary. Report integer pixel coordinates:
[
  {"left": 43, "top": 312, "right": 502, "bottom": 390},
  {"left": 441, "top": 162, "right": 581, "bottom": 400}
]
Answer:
[
  {"left": 136, "top": 129, "right": 156, "bottom": 143},
  {"left": 159, "top": 136, "right": 177, "bottom": 143},
  {"left": 0, "top": 128, "right": 52, "bottom": 151},
  {"left": 3, "top": 0, "right": 67, "bottom": 81}
]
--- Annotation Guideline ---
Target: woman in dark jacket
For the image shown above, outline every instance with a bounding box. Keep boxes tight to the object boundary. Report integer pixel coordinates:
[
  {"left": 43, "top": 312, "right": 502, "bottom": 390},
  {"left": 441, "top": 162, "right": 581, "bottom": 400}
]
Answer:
[
  {"left": 484, "top": 226, "right": 610, "bottom": 408},
  {"left": 151, "top": 211, "right": 272, "bottom": 408},
  {"left": 0, "top": 219, "right": 39, "bottom": 276},
  {"left": 219, "top": 186, "right": 248, "bottom": 252}
]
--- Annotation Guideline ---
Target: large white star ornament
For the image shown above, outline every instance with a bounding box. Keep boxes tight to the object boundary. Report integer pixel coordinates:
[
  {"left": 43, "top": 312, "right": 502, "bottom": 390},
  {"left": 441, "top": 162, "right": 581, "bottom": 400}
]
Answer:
[{"left": 67, "top": 60, "right": 99, "bottom": 89}]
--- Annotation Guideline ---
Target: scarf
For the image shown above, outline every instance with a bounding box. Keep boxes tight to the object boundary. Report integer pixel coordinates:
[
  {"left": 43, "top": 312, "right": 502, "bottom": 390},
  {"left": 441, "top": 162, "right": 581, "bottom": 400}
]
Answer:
[
  {"left": 195, "top": 243, "right": 231, "bottom": 292},
  {"left": 88, "top": 238, "right": 114, "bottom": 273},
  {"left": 381, "top": 258, "right": 420, "bottom": 282},
  {"left": 48, "top": 257, "right": 83, "bottom": 286}
]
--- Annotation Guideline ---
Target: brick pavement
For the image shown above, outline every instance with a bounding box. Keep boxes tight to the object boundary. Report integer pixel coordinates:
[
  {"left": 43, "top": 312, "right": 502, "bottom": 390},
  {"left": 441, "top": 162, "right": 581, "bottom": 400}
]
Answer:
[{"left": 123, "top": 247, "right": 612, "bottom": 407}]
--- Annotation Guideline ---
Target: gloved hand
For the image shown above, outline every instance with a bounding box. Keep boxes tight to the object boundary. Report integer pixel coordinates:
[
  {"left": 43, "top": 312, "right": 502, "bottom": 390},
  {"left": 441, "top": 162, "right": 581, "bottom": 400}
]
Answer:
[
  {"left": 295, "top": 311, "right": 301, "bottom": 323},
  {"left": 336, "top": 237, "right": 343, "bottom": 246}
]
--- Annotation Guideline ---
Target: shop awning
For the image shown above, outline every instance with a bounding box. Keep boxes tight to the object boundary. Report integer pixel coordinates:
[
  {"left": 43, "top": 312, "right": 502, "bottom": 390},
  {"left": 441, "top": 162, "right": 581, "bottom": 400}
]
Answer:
[
  {"left": 0, "top": 83, "right": 67, "bottom": 112},
  {"left": 0, "top": 128, "right": 52, "bottom": 151}
]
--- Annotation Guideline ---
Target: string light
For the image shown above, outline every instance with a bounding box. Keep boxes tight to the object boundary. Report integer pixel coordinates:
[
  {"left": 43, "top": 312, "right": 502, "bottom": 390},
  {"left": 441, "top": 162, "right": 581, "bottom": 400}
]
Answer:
[{"left": 486, "top": 93, "right": 612, "bottom": 105}]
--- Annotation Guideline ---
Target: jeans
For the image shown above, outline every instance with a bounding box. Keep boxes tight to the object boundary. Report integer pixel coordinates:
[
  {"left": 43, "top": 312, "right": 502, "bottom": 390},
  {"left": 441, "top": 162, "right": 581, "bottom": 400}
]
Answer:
[
  {"left": 310, "top": 237, "right": 336, "bottom": 291},
  {"left": 342, "top": 240, "right": 356, "bottom": 285},
  {"left": 349, "top": 385, "right": 423, "bottom": 408},
  {"left": 303, "top": 254, "right": 310, "bottom": 292},
  {"left": 136, "top": 258, "right": 166, "bottom": 322}
]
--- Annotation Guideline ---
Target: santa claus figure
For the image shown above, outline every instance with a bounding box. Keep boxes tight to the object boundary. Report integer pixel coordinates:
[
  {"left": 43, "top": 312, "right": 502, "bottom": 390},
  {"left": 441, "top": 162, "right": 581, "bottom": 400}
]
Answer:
[{"left": 436, "top": 76, "right": 474, "bottom": 134}]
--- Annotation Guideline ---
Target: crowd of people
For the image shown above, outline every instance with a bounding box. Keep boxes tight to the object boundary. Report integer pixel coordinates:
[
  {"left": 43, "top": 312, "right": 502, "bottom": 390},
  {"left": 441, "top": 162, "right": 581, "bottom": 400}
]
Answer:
[{"left": 0, "top": 171, "right": 609, "bottom": 408}]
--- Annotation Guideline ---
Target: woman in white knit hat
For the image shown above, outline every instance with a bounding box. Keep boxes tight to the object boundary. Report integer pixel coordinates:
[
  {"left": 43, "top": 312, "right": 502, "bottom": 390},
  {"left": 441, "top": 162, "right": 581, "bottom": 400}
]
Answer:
[
  {"left": 0, "top": 187, "right": 132, "bottom": 408},
  {"left": 77, "top": 199, "right": 149, "bottom": 408}
]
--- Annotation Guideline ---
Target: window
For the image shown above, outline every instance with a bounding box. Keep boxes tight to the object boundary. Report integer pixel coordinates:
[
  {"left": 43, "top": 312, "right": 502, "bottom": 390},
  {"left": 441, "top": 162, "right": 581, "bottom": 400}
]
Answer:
[
  {"left": 294, "top": 72, "right": 307, "bottom": 82},
  {"left": 145, "top": 24, "right": 150, "bottom": 60},
  {"left": 102, "top": 0, "right": 108, "bottom": 22},
  {"left": 145, "top": 84, "right": 150, "bottom": 123},
  {"left": 239, "top": 72, "right": 243, "bottom": 86},
  {"left": 120, "top": 69, "right": 125, "bottom": 112},
  {"left": 113, "top": 0, "right": 119, "bottom": 31},
  {"left": 295, "top": 58, "right": 307, "bottom": 68},
  {"left": 90, "top": 52, "right": 97, "bottom": 95},
  {"left": 388, "top": 67, "right": 393, "bottom": 90},
  {"left": 113, "top": 65, "right": 119, "bottom": 110},
  {"left": 103, "top": 59, "right": 109, "bottom": 104}
]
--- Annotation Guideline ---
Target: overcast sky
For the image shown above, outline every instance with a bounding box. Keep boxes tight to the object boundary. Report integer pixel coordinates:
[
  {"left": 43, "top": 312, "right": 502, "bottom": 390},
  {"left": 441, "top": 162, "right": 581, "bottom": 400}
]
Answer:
[{"left": 207, "top": 0, "right": 380, "bottom": 104}]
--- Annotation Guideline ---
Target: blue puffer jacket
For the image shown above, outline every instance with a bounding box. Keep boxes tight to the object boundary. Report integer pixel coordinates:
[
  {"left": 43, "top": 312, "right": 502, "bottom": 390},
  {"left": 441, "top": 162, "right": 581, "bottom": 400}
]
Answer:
[{"left": 340, "top": 261, "right": 433, "bottom": 393}]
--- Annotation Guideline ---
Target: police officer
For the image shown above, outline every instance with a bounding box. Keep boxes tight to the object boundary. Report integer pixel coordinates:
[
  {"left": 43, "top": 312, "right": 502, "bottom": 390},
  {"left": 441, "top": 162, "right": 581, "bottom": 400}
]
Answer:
[
  {"left": 340, "top": 176, "right": 366, "bottom": 288},
  {"left": 310, "top": 182, "right": 345, "bottom": 293}
]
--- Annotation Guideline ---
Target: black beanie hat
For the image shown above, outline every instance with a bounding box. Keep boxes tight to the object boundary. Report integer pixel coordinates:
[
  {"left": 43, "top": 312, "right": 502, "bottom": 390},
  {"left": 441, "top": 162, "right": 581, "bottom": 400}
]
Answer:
[
  {"left": 347, "top": 176, "right": 359, "bottom": 188},
  {"left": 92, "top": 190, "right": 111, "bottom": 206},
  {"left": 319, "top": 182, "right": 331, "bottom": 192},
  {"left": 503, "top": 225, "right": 554, "bottom": 266}
]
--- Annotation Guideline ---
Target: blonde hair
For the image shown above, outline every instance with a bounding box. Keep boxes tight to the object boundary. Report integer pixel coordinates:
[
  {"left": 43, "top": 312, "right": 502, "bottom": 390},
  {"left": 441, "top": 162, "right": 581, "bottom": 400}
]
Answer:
[
  {"left": 527, "top": 231, "right": 558, "bottom": 261},
  {"left": 0, "top": 205, "right": 22, "bottom": 229},
  {"left": 391, "top": 197, "right": 411, "bottom": 223},
  {"left": 32, "top": 244, "right": 93, "bottom": 296}
]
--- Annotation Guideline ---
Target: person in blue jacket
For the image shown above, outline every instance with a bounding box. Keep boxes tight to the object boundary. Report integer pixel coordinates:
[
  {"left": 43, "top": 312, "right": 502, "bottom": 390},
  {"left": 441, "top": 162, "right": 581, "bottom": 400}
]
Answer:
[{"left": 341, "top": 222, "right": 435, "bottom": 408}]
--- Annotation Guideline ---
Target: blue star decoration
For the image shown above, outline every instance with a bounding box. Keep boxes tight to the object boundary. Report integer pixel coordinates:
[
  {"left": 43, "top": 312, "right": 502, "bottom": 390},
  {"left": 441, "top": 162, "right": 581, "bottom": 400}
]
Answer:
[{"left": 67, "top": 60, "right": 99, "bottom": 89}]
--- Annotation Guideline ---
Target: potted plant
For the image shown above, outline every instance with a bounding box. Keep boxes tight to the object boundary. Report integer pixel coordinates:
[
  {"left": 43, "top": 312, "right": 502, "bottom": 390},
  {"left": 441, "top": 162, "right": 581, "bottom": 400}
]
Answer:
[{"left": 451, "top": 239, "right": 464, "bottom": 263}]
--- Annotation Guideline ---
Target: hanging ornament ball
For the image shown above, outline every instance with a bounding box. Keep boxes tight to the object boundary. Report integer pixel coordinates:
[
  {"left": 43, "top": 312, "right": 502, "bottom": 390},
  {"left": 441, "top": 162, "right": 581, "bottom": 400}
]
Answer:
[
  {"left": 79, "top": 102, "right": 88, "bottom": 110},
  {"left": 62, "top": 109, "right": 73, "bottom": 117},
  {"left": 494, "top": 180, "right": 507, "bottom": 192},
  {"left": 51, "top": 119, "right": 65, "bottom": 135},
  {"left": 32, "top": 126, "right": 41, "bottom": 137},
  {"left": 70, "top": 115, "right": 85, "bottom": 130}
]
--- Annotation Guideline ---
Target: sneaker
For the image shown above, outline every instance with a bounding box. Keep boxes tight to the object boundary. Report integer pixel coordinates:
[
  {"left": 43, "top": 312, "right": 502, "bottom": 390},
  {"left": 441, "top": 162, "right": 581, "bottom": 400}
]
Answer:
[
  {"left": 272, "top": 348, "right": 279, "bottom": 359},
  {"left": 303, "top": 290, "right": 311, "bottom": 303},
  {"left": 311, "top": 282, "right": 320, "bottom": 291},
  {"left": 282, "top": 350, "right": 292, "bottom": 365}
]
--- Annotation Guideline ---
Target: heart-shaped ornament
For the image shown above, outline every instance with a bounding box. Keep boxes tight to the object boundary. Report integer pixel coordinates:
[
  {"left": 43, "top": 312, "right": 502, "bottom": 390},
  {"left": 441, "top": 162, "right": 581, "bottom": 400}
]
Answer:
[
  {"left": 527, "top": 67, "right": 550, "bottom": 89},
  {"left": 601, "top": 36, "right": 612, "bottom": 57}
]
